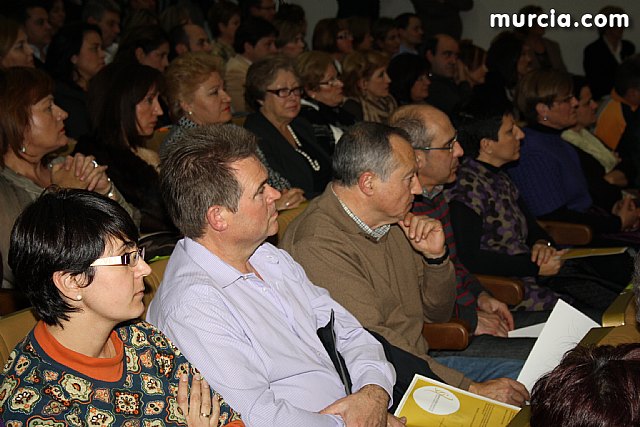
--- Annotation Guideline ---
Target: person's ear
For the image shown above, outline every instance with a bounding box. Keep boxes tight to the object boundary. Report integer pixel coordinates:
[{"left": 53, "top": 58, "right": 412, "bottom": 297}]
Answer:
[
  {"left": 535, "top": 102, "right": 550, "bottom": 121},
  {"left": 357, "top": 77, "right": 368, "bottom": 93},
  {"left": 179, "top": 99, "right": 193, "bottom": 116},
  {"left": 52, "top": 271, "right": 86, "bottom": 303},
  {"left": 357, "top": 171, "right": 376, "bottom": 196},
  {"left": 206, "top": 205, "right": 228, "bottom": 232},
  {"left": 135, "top": 47, "right": 146, "bottom": 63},
  {"left": 71, "top": 54, "right": 78, "bottom": 65},
  {"left": 479, "top": 137, "right": 495, "bottom": 154}
]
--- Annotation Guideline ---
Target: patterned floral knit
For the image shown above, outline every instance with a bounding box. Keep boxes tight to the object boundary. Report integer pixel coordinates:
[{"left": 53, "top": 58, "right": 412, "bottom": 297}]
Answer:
[{"left": 0, "top": 321, "right": 244, "bottom": 427}]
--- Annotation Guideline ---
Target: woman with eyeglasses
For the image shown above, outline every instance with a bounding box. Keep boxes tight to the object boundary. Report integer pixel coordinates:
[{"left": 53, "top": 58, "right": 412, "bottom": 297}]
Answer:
[
  {"left": 295, "top": 51, "right": 355, "bottom": 157},
  {"left": 244, "top": 55, "right": 331, "bottom": 199},
  {"left": 0, "top": 188, "right": 244, "bottom": 426},
  {"left": 508, "top": 69, "right": 640, "bottom": 240}
]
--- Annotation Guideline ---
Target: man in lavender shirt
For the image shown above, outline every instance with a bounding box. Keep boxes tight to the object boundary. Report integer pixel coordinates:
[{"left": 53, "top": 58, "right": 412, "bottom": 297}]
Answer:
[{"left": 147, "top": 124, "right": 399, "bottom": 427}]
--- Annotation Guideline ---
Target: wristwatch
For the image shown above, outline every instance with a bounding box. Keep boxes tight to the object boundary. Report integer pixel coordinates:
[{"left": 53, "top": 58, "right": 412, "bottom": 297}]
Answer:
[{"left": 425, "top": 245, "right": 449, "bottom": 265}]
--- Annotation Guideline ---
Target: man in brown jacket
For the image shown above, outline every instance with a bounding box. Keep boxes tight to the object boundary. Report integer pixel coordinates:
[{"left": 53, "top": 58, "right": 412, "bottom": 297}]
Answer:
[{"left": 281, "top": 121, "right": 529, "bottom": 406}]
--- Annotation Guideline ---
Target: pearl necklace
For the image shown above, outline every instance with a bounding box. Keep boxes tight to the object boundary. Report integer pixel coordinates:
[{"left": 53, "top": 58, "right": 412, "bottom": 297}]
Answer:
[{"left": 287, "top": 125, "right": 321, "bottom": 172}]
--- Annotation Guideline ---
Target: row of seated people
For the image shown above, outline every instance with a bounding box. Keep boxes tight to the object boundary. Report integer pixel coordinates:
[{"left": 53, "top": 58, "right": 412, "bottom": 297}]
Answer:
[{"left": 2, "top": 117, "right": 640, "bottom": 425}]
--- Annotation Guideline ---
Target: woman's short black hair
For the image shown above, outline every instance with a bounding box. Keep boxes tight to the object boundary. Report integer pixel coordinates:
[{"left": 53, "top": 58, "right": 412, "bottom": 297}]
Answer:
[
  {"left": 9, "top": 188, "right": 139, "bottom": 326},
  {"left": 457, "top": 103, "right": 514, "bottom": 159},
  {"left": 388, "top": 53, "right": 430, "bottom": 105}
]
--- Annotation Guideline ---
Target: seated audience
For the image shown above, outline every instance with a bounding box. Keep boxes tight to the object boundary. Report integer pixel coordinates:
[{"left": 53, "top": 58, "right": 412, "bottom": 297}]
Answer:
[
  {"left": 114, "top": 24, "right": 170, "bottom": 72},
  {"left": 45, "top": 23, "right": 106, "bottom": 140},
  {"left": 388, "top": 53, "right": 431, "bottom": 106},
  {"left": 424, "top": 33, "right": 472, "bottom": 118},
  {"left": 82, "top": 0, "right": 122, "bottom": 64},
  {"left": 342, "top": 50, "right": 397, "bottom": 123},
  {"left": 0, "top": 188, "right": 243, "bottom": 426},
  {"left": 515, "top": 5, "right": 566, "bottom": 72},
  {"left": 0, "top": 67, "right": 130, "bottom": 288},
  {"left": 447, "top": 108, "right": 630, "bottom": 316},
  {"left": 226, "top": 17, "right": 277, "bottom": 114},
  {"left": 312, "top": 18, "right": 353, "bottom": 73},
  {"left": 75, "top": 62, "right": 172, "bottom": 232},
  {"left": 371, "top": 17, "right": 400, "bottom": 57},
  {"left": 295, "top": 50, "right": 355, "bottom": 156},
  {"left": 508, "top": 69, "right": 640, "bottom": 243},
  {"left": 395, "top": 13, "right": 423, "bottom": 56},
  {"left": 148, "top": 124, "right": 401, "bottom": 427},
  {"left": 207, "top": 0, "right": 241, "bottom": 66},
  {"left": 594, "top": 55, "right": 640, "bottom": 185},
  {"left": 562, "top": 77, "right": 627, "bottom": 208},
  {"left": 0, "top": 15, "right": 35, "bottom": 68},
  {"left": 583, "top": 5, "right": 635, "bottom": 101},
  {"left": 281, "top": 121, "right": 529, "bottom": 404},
  {"left": 530, "top": 344, "right": 640, "bottom": 427},
  {"left": 244, "top": 56, "right": 331, "bottom": 198}
]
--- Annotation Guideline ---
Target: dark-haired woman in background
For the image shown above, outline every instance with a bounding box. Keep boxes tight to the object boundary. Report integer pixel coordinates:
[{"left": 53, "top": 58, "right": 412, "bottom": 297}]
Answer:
[
  {"left": 388, "top": 53, "right": 431, "bottom": 106},
  {"left": 0, "top": 188, "right": 244, "bottom": 426},
  {"left": 0, "top": 15, "right": 35, "bottom": 68},
  {"left": 207, "top": 0, "right": 241, "bottom": 67},
  {"left": 371, "top": 17, "right": 400, "bottom": 57},
  {"left": 114, "top": 24, "right": 170, "bottom": 72},
  {"left": 45, "top": 23, "right": 106, "bottom": 139},
  {"left": 312, "top": 18, "right": 353, "bottom": 73},
  {"left": 75, "top": 62, "right": 172, "bottom": 232}
]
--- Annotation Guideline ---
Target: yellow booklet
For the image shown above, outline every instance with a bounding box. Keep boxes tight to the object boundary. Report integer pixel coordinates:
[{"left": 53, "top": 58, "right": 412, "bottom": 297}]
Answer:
[
  {"left": 394, "top": 374, "right": 520, "bottom": 427},
  {"left": 559, "top": 247, "right": 627, "bottom": 260}
]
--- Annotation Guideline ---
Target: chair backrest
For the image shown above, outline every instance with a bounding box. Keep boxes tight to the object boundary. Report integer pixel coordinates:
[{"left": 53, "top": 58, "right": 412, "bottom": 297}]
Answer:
[
  {"left": 142, "top": 257, "right": 170, "bottom": 320},
  {"left": 273, "top": 201, "right": 309, "bottom": 245},
  {"left": 0, "top": 308, "right": 38, "bottom": 366},
  {"left": 0, "top": 289, "right": 31, "bottom": 316}
]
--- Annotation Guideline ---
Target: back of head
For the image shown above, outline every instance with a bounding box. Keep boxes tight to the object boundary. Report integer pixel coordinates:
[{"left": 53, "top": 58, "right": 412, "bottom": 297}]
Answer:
[
  {"left": 0, "top": 66, "right": 53, "bottom": 166},
  {"left": 233, "top": 17, "right": 276, "bottom": 54},
  {"left": 333, "top": 121, "right": 409, "bottom": 186},
  {"left": 160, "top": 124, "right": 258, "bottom": 239},
  {"left": 614, "top": 54, "right": 640, "bottom": 98},
  {"left": 530, "top": 344, "right": 640, "bottom": 427},
  {"left": 88, "top": 60, "right": 164, "bottom": 148},
  {"left": 9, "top": 188, "right": 138, "bottom": 326},
  {"left": 486, "top": 31, "right": 525, "bottom": 88},
  {"left": 82, "top": 0, "right": 121, "bottom": 23},
  {"left": 312, "top": 18, "right": 341, "bottom": 53},
  {"left": 207, "top": 0, "right": 241, "bottom": 39}
]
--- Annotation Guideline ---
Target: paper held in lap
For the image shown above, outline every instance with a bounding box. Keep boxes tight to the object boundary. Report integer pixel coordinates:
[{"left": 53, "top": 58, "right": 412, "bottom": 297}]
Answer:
[
  {"left": 394, "top": 374, "right": 520, "bottom": 427},
  {"left": 559, "top": 246, "right": 627, "bottom": 260}
]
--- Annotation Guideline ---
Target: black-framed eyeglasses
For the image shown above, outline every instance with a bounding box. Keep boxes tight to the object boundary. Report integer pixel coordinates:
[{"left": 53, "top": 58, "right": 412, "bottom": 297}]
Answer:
[
  {"left": 90, "top": 247, "right": 145, "bottom": 268},
  {"left": 265, "top": 86, "right": 304, "bottom": 98},
  {"left": 318, "top": 77, "right": 342, "bottom": 87},
  {"left": 415, "top": 132, "right": 457, "bottom": 153}
]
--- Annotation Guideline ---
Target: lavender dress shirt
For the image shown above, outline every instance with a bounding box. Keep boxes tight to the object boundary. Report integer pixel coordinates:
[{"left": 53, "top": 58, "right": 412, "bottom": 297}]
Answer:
[{"left": 147, "top": 238, "right": 395, "bottom": 427}]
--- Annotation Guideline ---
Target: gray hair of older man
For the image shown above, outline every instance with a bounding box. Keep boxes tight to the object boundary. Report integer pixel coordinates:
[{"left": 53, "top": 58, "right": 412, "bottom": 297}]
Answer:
[
  {"left": 388, "top": 105, "right": 443, "bottom": 150},
  {"left": 160, "top": 124, "right": 258, "bottom": 239},
  {"left": 332, "top": 121, "right": 411, "bottom": 186}
]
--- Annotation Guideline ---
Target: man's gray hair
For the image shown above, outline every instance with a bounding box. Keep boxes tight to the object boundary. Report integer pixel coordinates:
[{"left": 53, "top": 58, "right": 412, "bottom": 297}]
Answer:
[
  {"left": 333, "top": 121, "right": 411, "bottom": 186},
  {"left": 388, "top": 106, "right": 437, "bottom": 149},
  {"left": 160, "top": 124, "right": 258, "bottom": 239}
]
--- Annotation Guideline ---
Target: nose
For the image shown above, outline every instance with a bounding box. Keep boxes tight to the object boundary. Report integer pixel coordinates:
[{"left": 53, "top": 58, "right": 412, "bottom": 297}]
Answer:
[
  {"left": 514, "top": 125, "right": 525, "bottom": 140},
  {"left": 410, "top": 174, "right": 422, "bottom": 195},
  {"left": 55, "top": 104, "right": 69, "bottom": 120},
  {"left": 268, "top": 184, "right": 281, "bottom": 201},
  {"left": 221, "top": 88, "right": 231, "bottom": 102},
  {"left": 153, "top": 98, "right": 163, "bottom": 115},
  {"left": 570, "top": 96, "right": 579, "bottom": 108},
  {"left": 137, "top": 258, "right": 152, "bottom": 277},
  {"left": 453, "top": 140, "right": 464, "bottom": 157}
]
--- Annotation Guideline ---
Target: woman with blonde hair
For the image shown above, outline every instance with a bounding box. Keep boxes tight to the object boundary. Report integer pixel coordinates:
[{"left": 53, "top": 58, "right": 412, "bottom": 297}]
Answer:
[{"left": 342, "top": 50, "right": 396, "bottom": 123}]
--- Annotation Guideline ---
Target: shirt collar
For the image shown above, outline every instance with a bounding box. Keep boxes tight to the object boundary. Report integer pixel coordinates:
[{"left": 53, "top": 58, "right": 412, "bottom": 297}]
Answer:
[
  {"left": 331, "top": 185, "right": 390, "bottom": 241},
  {"left": 422, "top": 185, "right": 444, "bottom": 199}
]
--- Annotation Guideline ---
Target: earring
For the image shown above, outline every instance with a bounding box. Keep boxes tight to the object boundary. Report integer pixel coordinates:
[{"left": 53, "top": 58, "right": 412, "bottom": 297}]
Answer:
[
  {"left": 76, "top": 295, "right": 82, "bottom": 301},
  {"left": 543, "top": 115, "right": 548, "bottom": 121},
  {"left": 188, "top": 111, "right": 193, "bottom": 116},
  {"left": 20, "top": 146, "right": 26, "bottom": 153}
]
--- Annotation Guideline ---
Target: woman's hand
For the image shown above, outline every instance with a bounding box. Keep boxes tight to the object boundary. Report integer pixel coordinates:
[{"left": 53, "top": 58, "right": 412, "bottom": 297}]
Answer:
[
  {"left": 612, "top": 197, "right": 640, "bottom": 231},
  {"left": 178, "top": 373, "right": 220, "bottom": 427},
  {"left": 276, "top": 188, "right": 305, "bottom": 211},
  {"left": 51, "top": 154, "right": 111, "bottom": 194},
  {"left": 530, "top": 240, "right": 556, "bottom": 266}
]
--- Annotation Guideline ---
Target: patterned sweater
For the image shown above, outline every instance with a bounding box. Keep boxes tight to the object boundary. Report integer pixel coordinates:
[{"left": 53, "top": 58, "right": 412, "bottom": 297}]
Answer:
[{"left": 0, "top": 320, "right": 243, "bottom": 426}]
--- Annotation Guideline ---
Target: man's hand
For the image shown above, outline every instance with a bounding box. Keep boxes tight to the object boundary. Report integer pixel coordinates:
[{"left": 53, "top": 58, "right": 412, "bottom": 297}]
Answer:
[
  {"left": 387, "top": 414, "right": 407, "bottom": 426},
  {"left": 475, "top": 293, "right": 514, "bottom": 337},
  {"left": 398, "top": 213, "right": 446, "bottom": 258},
  {"left": 320, "top": 384, "right": 389, "bottom": 427},
  {"left": 468, "top": 378, "right": 529, "bottom": 406}
]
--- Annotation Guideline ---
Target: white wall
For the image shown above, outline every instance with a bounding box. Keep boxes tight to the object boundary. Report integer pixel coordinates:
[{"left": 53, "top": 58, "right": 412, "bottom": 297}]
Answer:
[{"left": 295, "top": 0, "right": 637, "bottom": 75}]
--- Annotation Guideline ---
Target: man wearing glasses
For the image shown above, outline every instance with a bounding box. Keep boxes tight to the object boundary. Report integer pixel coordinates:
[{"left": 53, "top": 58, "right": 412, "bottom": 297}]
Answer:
[{"left": 281, "top": 120, "right": 529, "bottom": 407}]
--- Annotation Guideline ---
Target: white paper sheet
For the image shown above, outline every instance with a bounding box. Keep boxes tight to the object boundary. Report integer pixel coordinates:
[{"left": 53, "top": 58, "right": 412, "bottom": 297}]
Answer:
[
  {"left": 508, "top": 322, "right": 546, "bottom": 338},
  {"left": 516, "top": 300, "right": 599, "bottom": 391}
]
